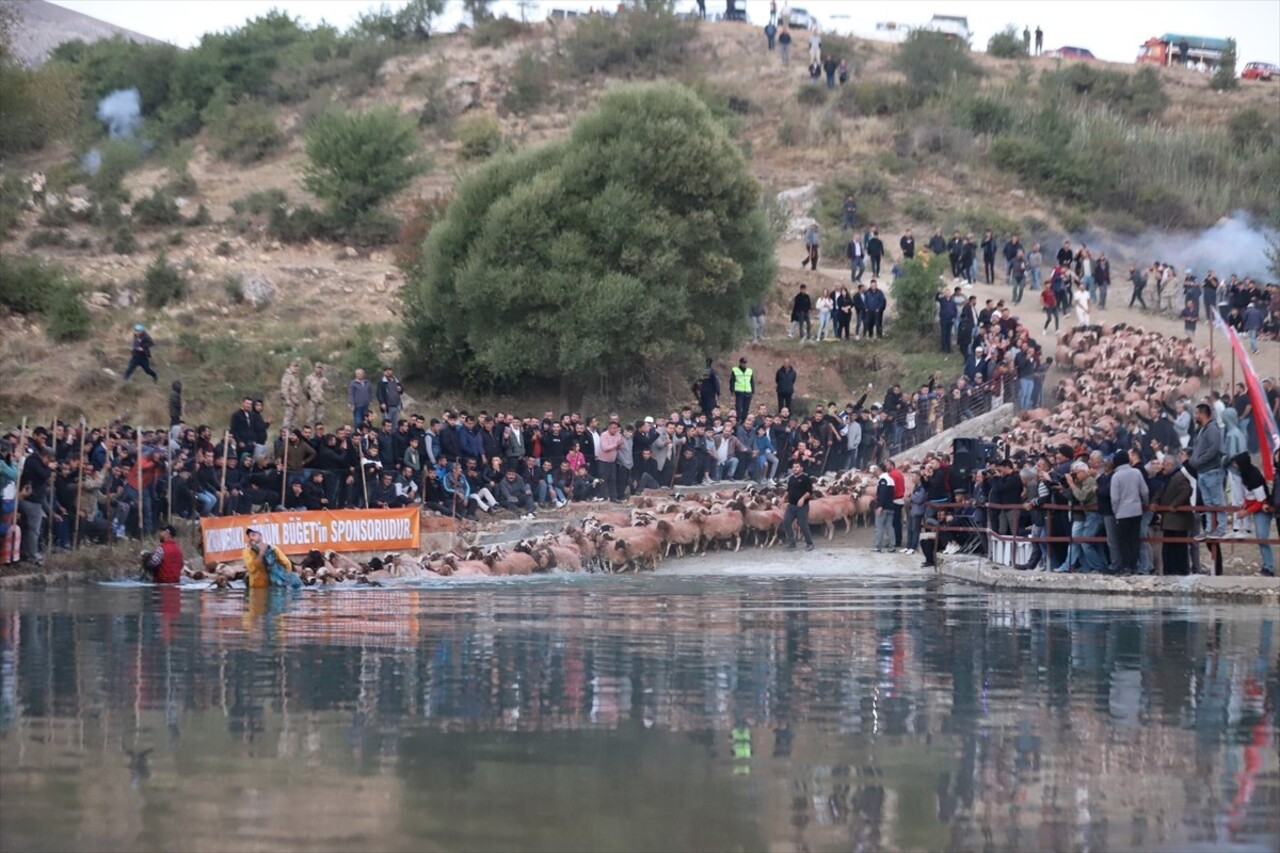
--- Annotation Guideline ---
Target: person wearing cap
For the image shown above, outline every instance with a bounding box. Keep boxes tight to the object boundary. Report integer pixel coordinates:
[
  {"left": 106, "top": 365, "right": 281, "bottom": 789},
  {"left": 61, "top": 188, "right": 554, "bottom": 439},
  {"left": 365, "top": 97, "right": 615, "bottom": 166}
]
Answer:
[
  {"left": 731, "top": 357, "right": 754, "bottom": 422},
  {"left": 124, "top": 324, "right": 158, "bottom": 383},
  {"left": 141, "top": 524, "right": 184, "bottom": 584},
  {"left": 243, "top": 527, "right": 300, "bottom": 589}
]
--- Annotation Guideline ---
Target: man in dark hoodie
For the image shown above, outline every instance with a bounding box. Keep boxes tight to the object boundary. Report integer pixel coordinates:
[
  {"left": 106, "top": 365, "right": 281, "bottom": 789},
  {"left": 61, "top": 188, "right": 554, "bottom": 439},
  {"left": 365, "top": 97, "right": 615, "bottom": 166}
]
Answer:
[{"left": 1189, "top": 403, "right": 1226, "bottom": 538}]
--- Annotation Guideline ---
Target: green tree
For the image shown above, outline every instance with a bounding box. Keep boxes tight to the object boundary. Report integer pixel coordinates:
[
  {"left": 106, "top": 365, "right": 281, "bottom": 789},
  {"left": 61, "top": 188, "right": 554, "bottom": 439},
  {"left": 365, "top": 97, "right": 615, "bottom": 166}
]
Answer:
[
  {"left": 1211, "top": 38, "right": 1239, "bottom": 91},
  {"left": 895, "top": 29, "right": 980, "bottom": 97},
  {"left": 986, "top": 26, "right": 1026, "bottom": 59},
  {"left": 891, "top": 253, "right": 949, "bottom": 337},
  {"left": 463, "top": 0, "right": 493, "bottom": 24},
  {"left": 401, "top": 82, "right": 776, "bottom": 406},
  {"left": 302, "top": 107, "right": 428, "bottom": 222}
]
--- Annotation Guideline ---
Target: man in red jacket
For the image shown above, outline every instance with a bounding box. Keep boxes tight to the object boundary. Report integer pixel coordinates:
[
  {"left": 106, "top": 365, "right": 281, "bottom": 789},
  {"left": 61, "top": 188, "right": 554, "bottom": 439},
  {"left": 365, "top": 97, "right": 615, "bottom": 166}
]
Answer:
[
  {"left": 142, "top": 524, "right": 184, "bottom": 584},
  {"left": 887, "top": 459, "right": 907, "bottom": 551}
]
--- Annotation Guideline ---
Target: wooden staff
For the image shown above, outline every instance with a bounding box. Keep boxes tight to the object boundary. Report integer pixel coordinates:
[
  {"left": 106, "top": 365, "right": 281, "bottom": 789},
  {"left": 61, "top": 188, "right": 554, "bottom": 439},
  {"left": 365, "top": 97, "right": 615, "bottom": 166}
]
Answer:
[
  {"left": 47, "top": 416, "right": 57, "bottom": 556},
  {"left": 12, "top": 416, "right": 27, "bottom": 504},
  {"left": 279, "top": 431, "right": 289, "bottom": 510},
  {"left": 136, "top": 427, "right": 144, "bottom": 538},
  {"left": 103, "top": 430, "right": 114, "bottom": 544},
  {"left": 217, "top": 431, "right": 231, "bottom": 515},
  {"left": 73, "top": 417, "right": 87, "bottom": 549},
  {"left": 165, "top": 423, "right": 174, "bottom": 526},
  {"left": 358, "top": 438, "right": 370, "bottom": 508}
]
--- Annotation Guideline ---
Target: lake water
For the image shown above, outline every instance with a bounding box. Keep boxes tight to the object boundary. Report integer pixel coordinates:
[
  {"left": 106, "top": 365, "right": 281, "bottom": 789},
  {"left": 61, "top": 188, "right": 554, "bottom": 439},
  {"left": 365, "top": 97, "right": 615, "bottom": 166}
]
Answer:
[{"left": 1, "top": 573, "right": 1277, "bottom": 852}]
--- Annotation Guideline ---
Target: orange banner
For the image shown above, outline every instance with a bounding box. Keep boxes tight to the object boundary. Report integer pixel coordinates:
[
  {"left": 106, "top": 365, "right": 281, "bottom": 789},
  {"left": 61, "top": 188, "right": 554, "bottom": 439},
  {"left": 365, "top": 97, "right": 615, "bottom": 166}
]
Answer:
[{"left": 199, "top": 508, "right": 421, "bottom": 566}]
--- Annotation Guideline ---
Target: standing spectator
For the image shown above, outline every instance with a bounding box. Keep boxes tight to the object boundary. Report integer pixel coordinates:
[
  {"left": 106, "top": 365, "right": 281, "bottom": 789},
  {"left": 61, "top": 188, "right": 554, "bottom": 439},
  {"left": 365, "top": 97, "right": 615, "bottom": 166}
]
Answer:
[
  {"left": 1072, "top": 281, "right": 1091, "bottom": 326},
  {"left": 1202, "top": 271, "right": 1219, "bottom": 319},
  {"left": 841, "top": 194, "right": 857, "bottom": 231},
  {"left": 1095, "top": 253, "right": 1111, "bottom": 308},
  {"left": 748, "top": 302, "right": 766, "bottom": 342},
  {"left": 866, "top": 226, "right": 885, "bottom": 276},
  {"left": 960, "top": 234, "right": 977, "bottom": 284},
  {"left": 1056, "top": 239, "right": 1073, "bottom": 268},
  {"left": 789, "top": 284, "right": 812, "bottom": 340},
  {"left": 801, "top": 223, "right": 820, "bottom": 270},
  {"left": 1028, "top": 243, "right": 1043, "bottom": 291},
  {"left": 899, "top": 228, "right": 915, "bottom": 260},
  {"left": 1180, "top": 299, "right": 1199, "bottom": 337},
  {"left": 124, "top": 324, "right": 158, "bottom": 382},
  {"left": 764, "top": 20, "right": 776, "bottom": 50},
  {"left": 1041, "top": 284, "right": 1060, "bottom": 332},
  {"left": 695, "top": 0, "right": 705, "bottom": 19},
  {"left": 778, "top": 26, "right": 791, "bottom": 65},
  {"left": 863, "top": 280, "right": 887, "bottom": 339},
  {"left": 377, "top": 366, "right": 402, "bottom": 426},
  {"left": 947, "top": 231, "right": 963, "bottom": 278},
  {"left": 1243, "top": 301, "right": 1265, "bottom": 354},
  {"left": 731, "top": 357, "right": 754, "bottom": 422},
  {"left": 927, "top": 228, "right": 946, "bottom": 257},
  {"left": 980, "top": 231, "right": 997, "bottom": 284},
  {"left": 1190, "top": 403, "right": 1226, "bottom": 538},
  {"left": 597, "top": 420, "right": 624, "bottom": 502},
  {"left": 303, "top": 362, "right": 329, "bottom": 427},
  {"left": 1011, "top": 250, "right": 1028, "bottom": 304},
  {"left": 846, "top": 232, "right": 865, "bottom": 282},
  {"left": 835, "top": 287, "right": 854, "bottom": 340},
  {"left": 279, "top": 360, "right": 302, "bottom": 431},
  {"left": 1159, "top": 459, "right": 1195, "bottom": 575},
  {"left": 815, "top": 289, "right": 833, "bottom": 340},
  {"left": 168, "top": 380, "right": 183, "bottom": 427},
  {"left": 838, "top": 58, "right": 849, "bottom": 84},
  {"left": 1001, "top": 234, "right": 1021, "bottom": 282},
  {"left": 348, "top": 368, "right": 372, "bottom": 429},
  {"left": 1034, "top": 26, "right": 1043, "bottom": 55},
  {"left": 873, "top": 465, "right": 894, "bottom": 552},
  {"left": 775, "top": 359, "right": 797, "bottom": 412},
  {"left": 1022, "top": 25, "right": 1031, "bottom": 52},
  {"left": 698, "top": 358, "right": 720, "bottom": 417},
  {"left": 782, "top": 461, "right": 815, "bottom": 551},
  {"left": 769, "top": 0, "right": 777, "bottom": 25},
  {"left": 936, "top": 288, "right": 958, "bottom": 353},
  {"left": 822, "top": 55, "right": 839, "bottom": 88},
  {"left": 807, "top": 28, "right": 821, "bottom": 64}
]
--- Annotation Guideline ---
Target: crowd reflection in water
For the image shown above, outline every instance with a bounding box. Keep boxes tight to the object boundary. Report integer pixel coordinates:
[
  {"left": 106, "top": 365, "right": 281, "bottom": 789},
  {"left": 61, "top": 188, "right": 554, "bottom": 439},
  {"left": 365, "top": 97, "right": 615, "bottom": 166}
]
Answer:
[{"left": 2, "top": 582, "right": 1277, "bottom": 851}]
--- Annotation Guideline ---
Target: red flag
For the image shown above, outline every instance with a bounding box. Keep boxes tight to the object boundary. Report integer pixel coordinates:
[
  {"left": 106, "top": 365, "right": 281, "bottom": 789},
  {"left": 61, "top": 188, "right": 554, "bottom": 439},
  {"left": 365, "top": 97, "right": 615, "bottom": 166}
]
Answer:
[{"left": 1214, "top": 312, "right": 1278, "bottom": 480}]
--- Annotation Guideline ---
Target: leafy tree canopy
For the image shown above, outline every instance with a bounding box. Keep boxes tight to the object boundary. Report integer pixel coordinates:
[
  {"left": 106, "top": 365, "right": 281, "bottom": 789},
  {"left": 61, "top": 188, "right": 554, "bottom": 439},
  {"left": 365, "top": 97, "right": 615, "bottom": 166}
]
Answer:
[{"left": 401, "top": 82, "right": 776, "bottom": 401}]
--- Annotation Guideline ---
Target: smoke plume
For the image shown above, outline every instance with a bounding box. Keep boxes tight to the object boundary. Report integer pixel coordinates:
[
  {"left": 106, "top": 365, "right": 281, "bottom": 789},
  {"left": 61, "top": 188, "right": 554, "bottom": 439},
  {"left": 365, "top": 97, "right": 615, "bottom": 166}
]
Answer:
[
  {"left": 97, "top": 88, "right": 142, "bottom": 140},
  {"left": 1076, "top": 212, "right": 1277, "bottom": 281}
]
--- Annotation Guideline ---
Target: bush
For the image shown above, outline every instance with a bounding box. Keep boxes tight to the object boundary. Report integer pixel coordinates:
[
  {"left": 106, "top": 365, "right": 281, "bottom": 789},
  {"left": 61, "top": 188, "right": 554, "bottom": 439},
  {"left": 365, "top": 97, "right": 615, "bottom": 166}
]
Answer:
[
  {"left": 0, "top": 59, "right": 81, "bottom": 157},
  {"left": 1040, "top": 64, "right": 1169, "bottom": 123},
  {"left": 46, "top": 286, "right": 92, "bottom": 342},
  {"left": 470, "top": 15, "right": 526, "bottom": 48},
  {"left": 0, "top": 254, "right": 63, "bottom": 313},
  {"left": 333, "top": 208, "right": 400, "bottom": 247},
  {"left": 836, "top": 80, "right": 920, "bottom": 117},
  {"left": 230, "top": 188, "right": 288, "bottom": 216},
  {"left": 38, "top": 204, "right": 73, "bottom": 228},
  {"left": 215, "top": 240, "right": 234, "bottom": 256},
  {"left": 891, "top": 254, "right": 949, "bottom": 337},
  {"left": 132, "top": 189, "right": 183, "bottom": 227},
  {"left": 456, "top": 113, "right": 503, "bottom": 161},
  {"left": 267, "top": 204, "right": 333, "bottom": 243},
  {"left": 986, "top": 26, "right": 1027, "bottom": 59},
  {"left": 563, "top": 7, "right": 696, "bottom": 77},
  {"left": 167, "top": 168, "right": 198, "bottom": 196},
  {"left": 206, "top": 99, "right": 284, "bottom": 164},
  {"left": 187, "top": 204, "right": 212, "bottom": 226},
  {"left": 776, "top": 119, "right": 801, "bottom": 147},
  {"left": 85, "top": 139, "right": 143, "bottom": 202},
  {"left": 796, "top": 84, "right": 828, "bottom": 106},
  {"left": 352, "top": 0, "right": 443, "bottom": 41},
  {"left": 110, "top": 228, "right": 139, "bottom": 255},
  {"left": 895, "top": 30, "right": 980, "bottom": 97},
  {"left": 143, "top": 250, "right": 187, "bottom": 308},
  {"left": 902, "top": 196, "right": 936, "bottom": 223},
  {"left": 0, "top": 172, "right": 26, "bottom": 237},
  {"left": 303, "top": 107, "right": 428, "bottom": 221},
  {"left": 25, "top": 229, "right": 74, "bottom": 249},
  {"left": 223, "top": 274, "right": 245, "bottom": 303},
  {"left": 503, "top": 50, "right": 551, "bottom": 116},
  {"left": 395, "top": 193, "right": 453, "bottom": 273},
  {"left": 1227, "top": 108, "right": 1275, "bottom": 152},
  {"left": 962, "top": 97, "right": 1013, "bottom": 135}
]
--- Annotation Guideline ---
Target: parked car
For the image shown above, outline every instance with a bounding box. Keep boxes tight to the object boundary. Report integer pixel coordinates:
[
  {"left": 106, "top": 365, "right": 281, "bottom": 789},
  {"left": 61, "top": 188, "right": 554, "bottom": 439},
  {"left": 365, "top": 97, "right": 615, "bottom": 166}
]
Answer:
[
  {"left": 787, "top": 7, "right": 815, "bottom": 30},
  {"left": 1044, "top": 46, "right": 1097, "bottom": 60},
  {"left": 1242, "top": 61, "right": 1278, "bottom": 81}
]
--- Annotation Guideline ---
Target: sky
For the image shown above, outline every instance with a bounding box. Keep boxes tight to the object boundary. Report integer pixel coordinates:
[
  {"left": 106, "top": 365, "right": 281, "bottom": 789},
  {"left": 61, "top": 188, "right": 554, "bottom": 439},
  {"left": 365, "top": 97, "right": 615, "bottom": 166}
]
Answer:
[{"left": 46, "top": 0, "right": 1280, "bottom": 65}]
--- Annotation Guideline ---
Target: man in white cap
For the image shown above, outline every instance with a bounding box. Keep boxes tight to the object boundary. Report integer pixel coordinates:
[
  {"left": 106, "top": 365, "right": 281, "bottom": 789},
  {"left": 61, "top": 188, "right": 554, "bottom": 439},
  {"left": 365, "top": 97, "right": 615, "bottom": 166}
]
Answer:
[{"left": 124, "top": 324, "right": 158, "bottom": 382}]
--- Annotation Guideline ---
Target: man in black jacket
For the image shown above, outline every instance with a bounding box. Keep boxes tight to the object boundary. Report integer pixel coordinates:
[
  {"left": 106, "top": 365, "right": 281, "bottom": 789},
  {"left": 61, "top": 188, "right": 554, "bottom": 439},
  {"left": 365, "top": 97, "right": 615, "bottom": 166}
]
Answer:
[
  {"left": 927, "top": 229, "right": 947, "bottom": 256},
  {"left": 775, "top": 359, "right": 797, "bottom": 412},
  {"left": 782, "top": 461, "right": 816, "bottom": 551},
  {"left": 947, "top": 231, "right": 963, "bottom": 277},
  {"left": 1056, "top": 240, "right": 1073, "bottom": 268},
  {"left": 1001, "top": 235, "right": 1021, "bottom": 282},
  {"left": 790, "top": 285, "right": 812, "bottom": 340},
  {"left": 1128, "top": 265, "right": 1148, "bottom": 309},
  {"left": 124, "top": 325, "right": 158, "bottom": 382},
  {"left": 899, "top": 229, "right": 915, "bottom": 260},
  {"left": 866, "top": 226, "right": 885, "bottom": 276},
  {"left": 229, "top": 398, "right": 257, "bottom": 456},
  {"left": 980, "top": 231, "right": 998, "bottom": 284}
]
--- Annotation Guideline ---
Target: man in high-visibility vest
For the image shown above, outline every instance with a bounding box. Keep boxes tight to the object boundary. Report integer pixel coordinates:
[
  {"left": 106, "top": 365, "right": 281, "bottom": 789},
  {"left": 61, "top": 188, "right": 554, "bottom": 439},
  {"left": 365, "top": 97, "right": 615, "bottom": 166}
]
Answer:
[{"left": 731, "top": 357, "right": 754, "bottom": 422}]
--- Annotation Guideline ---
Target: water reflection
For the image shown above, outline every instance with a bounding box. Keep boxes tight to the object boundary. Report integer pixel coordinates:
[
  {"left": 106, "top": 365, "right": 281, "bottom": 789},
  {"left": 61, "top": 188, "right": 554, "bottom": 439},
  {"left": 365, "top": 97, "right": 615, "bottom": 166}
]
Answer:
[{"left": 1, "top": 578, "right": 1277, "bottom": 852}]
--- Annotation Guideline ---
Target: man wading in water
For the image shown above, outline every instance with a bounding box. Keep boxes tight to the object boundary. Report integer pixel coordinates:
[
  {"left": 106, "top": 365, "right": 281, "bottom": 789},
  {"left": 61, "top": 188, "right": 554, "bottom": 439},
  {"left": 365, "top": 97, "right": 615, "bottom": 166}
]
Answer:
[{"left": 242, "top": 527, "right": 301, "bottom": 588}]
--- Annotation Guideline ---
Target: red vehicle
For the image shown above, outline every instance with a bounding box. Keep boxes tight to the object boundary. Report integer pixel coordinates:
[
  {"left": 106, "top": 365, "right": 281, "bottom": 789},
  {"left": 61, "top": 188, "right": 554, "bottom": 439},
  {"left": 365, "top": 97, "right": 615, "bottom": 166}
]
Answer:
[
  {"left": 1242, "top": 62, "right": 1278, "bottom": 81},
  {"left": 1044, "top": 46, "right": 1096, "bottom": 60}
]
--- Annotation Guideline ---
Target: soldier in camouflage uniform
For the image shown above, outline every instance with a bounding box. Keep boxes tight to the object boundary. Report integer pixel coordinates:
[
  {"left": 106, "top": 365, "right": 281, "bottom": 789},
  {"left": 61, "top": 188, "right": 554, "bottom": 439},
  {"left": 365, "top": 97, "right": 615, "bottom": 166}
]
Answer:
[
  {"left": 303, "top": 362, "right": 329, "bottom": 428},
  {"left": 280, "top": 360, "right": 303, "bottom": 431}
]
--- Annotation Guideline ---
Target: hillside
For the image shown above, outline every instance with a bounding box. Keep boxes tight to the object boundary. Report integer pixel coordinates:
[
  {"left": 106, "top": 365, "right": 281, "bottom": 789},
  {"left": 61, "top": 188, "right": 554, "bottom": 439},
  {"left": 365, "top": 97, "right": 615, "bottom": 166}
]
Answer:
[
  {"left": 1, "top": 15, "right": 1277, "bottom": 428},
  {"left": 7, "top": 0, "right": 161, "bottom": 65}
]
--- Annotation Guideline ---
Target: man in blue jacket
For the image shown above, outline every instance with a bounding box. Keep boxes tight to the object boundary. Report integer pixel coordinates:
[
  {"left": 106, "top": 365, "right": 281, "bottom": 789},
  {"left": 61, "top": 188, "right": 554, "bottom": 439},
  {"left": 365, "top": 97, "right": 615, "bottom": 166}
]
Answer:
[
  {"left": 936, "top": 289, "right": 958, "bottom": 353},
  {"left": 863, "top": 280, "right": 887, "bottom": 339}
]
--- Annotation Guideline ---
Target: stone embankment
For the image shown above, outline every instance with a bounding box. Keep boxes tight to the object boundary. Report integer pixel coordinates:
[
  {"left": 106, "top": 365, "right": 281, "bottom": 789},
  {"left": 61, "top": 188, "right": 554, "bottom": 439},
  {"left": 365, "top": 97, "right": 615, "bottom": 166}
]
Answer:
[{"left": 939, "top": 554, "right": 1280, "bottom": 602}]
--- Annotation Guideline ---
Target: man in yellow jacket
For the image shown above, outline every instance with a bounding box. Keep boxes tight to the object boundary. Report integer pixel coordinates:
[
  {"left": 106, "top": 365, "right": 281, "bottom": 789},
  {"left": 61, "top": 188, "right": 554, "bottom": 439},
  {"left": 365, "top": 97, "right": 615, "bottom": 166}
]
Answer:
[{"left": 242, "top": 527, "right": 300, "bottom": 588}]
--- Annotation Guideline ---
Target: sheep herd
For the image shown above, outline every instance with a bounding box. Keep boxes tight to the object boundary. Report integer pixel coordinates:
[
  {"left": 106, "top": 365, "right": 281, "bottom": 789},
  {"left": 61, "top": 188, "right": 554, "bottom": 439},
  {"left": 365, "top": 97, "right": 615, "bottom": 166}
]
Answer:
[{"left": 176, "top": 322, "right": 1220, "bottom": 588}]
